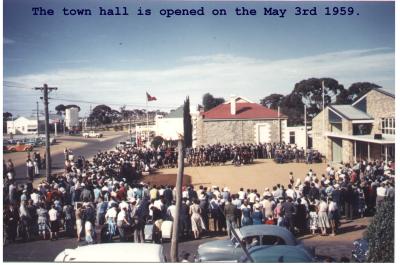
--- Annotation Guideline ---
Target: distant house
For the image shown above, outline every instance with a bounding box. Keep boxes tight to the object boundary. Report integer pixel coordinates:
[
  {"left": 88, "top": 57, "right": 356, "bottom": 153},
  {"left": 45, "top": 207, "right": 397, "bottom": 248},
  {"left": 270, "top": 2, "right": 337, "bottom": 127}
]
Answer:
[
  {"left": 311, "top": 88, "right": 395, "bottom": 164},
  {"left": 7, "top": 117, "right": 40, "bottom": 135},
  {"left": 197, "top": 96, "right": 288, "bottom": 145},
  {"left": 6, "top": 114, "right": 64, "bottom": 135}
]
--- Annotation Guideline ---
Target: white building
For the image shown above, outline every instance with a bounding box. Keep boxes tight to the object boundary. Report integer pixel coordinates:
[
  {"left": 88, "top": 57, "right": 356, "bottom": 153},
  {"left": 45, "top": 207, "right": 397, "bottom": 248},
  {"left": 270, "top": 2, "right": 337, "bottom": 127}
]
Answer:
[
  {"left": 155, "top": 105, "right": 200, "bottom": 146},
  {"left": 65, "top": 107, "right": 80, "bottom": 129},
  {"left": 282, "top": 126, "right": 311, "bottom": 149},
  {"left": 7, "top": 117, "right": 39, "bottom": 135}
]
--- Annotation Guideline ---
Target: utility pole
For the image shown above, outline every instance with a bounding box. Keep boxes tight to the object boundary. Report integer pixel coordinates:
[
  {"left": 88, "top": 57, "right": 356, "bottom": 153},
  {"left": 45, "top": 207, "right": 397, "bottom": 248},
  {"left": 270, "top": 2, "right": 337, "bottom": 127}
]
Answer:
[
  {"left": 36, "top": 101, "right": 40, "bottom": 137},
  {"left": 34, "top": 84, "right": 57, "bottom": 182},
  {"left": 278, "top": 106, "right": 281, "bottom": 144},
  {"left": 171, "top": 138, "right": 184, "bottom": 262},
  {"left": 304, "top": 105, "right": 308, "bottom": 149}
]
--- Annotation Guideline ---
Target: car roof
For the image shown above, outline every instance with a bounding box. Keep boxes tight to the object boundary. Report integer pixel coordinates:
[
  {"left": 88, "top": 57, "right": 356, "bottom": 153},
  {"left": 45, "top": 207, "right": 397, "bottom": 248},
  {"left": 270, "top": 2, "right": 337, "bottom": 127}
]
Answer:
[
  {"left": 54, "top": 243, "right": 165, "bottom": 262},
  {"left": 244, "top": 245, "right": 313, "bottom": 262},
  {"left": 236, "top": 225, "right": 297, "bottom": 245}
]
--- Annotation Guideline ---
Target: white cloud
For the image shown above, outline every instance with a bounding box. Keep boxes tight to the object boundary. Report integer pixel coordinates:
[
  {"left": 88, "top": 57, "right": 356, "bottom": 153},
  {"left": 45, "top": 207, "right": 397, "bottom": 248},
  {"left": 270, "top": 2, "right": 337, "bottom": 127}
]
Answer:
[{"left": 4, "top": 48, "right": 395, "bottom": 114}]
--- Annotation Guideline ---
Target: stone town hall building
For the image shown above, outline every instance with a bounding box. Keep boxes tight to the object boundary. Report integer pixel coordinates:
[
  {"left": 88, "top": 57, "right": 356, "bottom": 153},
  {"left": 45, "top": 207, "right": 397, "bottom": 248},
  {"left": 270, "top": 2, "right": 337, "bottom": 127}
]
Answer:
[
  {"left": 311, "top": 88, "right": 395, "bottom": 164},
  {"left": 196, "top": 96, "right": 288, "bottom": 145}
]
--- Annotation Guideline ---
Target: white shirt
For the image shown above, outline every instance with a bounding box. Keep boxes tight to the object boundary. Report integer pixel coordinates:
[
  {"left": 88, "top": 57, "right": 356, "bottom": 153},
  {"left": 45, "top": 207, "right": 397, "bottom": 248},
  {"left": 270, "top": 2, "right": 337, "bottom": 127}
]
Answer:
[
  {"left": 328, "top": 201, "right": 338, "bottom": 212},
  {"left": 248, "top": 193, "right": 257, "bottom": 203},
  {"left": 238, "top": 191, "right": 246, "bottom": 201},
  {"left": 49, "top": 208, "right": 58, "bottom": 221},
  {"left": 376, "top": 187, "right": 387, "bottom": 197},
  {"left": 119, "top": 201, "right": 129, "bottom": 210},
  {"left": 105, "top": 207, "right": 117, "bottom": 219},
  {"left": 30, "top": 193, "right": 40, "bottom": 204},
  {"left": 117, "top": 210, "right": 126, "bottom": 222},
  {"left": 285, "top": 189, "right": 296, "bottom": 200}
]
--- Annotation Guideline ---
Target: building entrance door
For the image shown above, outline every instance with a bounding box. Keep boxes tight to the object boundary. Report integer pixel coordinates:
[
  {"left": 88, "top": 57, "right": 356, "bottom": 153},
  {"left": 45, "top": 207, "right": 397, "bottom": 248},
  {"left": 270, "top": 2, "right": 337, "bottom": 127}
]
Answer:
[
  {"left": 257, "top": 124, "right": 271, "bottom": 143},
  {"left": 332, "top": 138, "right": 343, "bottom": 162}
]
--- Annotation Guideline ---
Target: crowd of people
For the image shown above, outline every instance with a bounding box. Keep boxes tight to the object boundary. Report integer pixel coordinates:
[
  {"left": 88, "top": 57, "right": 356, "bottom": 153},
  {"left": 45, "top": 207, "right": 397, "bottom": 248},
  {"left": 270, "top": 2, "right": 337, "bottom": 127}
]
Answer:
[{"left": 3, "top": 136, "right": 395, "bottom": 247}]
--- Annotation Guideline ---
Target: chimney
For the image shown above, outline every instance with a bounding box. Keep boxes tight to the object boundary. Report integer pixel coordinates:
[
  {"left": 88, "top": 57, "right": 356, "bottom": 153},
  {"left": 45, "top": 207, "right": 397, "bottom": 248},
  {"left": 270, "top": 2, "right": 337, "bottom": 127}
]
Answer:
[{"left": 230, "top": 95, "right": 236, "bottom": 115}]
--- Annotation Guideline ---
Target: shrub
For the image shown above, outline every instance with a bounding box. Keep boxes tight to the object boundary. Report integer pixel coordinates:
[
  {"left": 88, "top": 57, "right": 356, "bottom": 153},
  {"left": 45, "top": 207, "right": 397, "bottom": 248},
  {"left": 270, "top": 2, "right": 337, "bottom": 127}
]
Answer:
[{"left": 365, "top": 199, "right": 394, "bottom": 262}]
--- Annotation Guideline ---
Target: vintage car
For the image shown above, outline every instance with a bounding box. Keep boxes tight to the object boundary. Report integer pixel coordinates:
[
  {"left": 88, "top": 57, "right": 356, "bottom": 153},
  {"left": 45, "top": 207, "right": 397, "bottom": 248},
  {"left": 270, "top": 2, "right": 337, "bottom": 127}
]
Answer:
[
  {"left": 54, "top": 243, "right": 166, "bottom": 262},
  {"left": 82, "top": 131, "right": 103, "bottom": 138},
  {"left": 352, "top": 238, "right": 369, "bottom": 262},
  {"left": 196, "top": 225, "right": 314, "bottom": 262},
  {"left": 239, "top": 245, "right": 315, "bottom": 263},
  {"left": 5, "top": 143, "right": 34, "bottom": 152}
]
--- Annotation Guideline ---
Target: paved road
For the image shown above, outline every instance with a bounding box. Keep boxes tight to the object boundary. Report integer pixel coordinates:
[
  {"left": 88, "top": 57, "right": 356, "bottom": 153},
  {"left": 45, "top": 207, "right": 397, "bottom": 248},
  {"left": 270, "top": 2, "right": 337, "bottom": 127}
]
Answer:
[{"left": 13, "top": 133, "right": 128, "bottom": 184}]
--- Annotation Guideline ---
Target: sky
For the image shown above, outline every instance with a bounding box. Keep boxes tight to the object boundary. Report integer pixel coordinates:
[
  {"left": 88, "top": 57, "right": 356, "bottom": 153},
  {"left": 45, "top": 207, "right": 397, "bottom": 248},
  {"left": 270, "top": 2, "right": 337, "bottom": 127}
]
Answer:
[{"left": 3, "top": 0, "right": 395, "bottom": 117}]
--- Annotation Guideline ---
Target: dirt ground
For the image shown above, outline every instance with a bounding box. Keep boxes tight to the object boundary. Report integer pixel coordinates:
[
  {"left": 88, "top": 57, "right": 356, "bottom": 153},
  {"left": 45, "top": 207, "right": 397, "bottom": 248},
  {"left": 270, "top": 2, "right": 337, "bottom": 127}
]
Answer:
[
  {"left": 145, "top": 159, "right": 327, "bottom": 193},
  {"left": 144, "top": 160, "right": 370, "bottom": 261}
]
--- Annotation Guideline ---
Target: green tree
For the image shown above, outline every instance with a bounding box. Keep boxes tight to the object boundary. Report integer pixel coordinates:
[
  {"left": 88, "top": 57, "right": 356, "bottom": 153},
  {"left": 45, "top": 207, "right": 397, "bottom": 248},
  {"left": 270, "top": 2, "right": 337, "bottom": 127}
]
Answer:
[
  {"left": 55, "top": 104, "right": 66, "bottom": 115},
  {"left": 338, "top": 82, "right": 381, "bottom": 104},
  {"left": 89, "top": 104, "right": 113, "bottom": 125},
  {"left": 152, "top": 136, "right": 164, "bottom": 148},
  {"left": 65, "top": 104, "right": 81, "bottom": 112},
  {"left": 3, "top": 112, "right": 13, "bottom": 133},
  {"left": 260, "top": 94, "right": 284, "bottom": 110},
  {"left": 292, "top": 77, "right": 345, "bottom": 116},
  {"left": 202, "top": 93, "right": 225, "bottom": 111},
  {"left": 183, "top": 96, "right": 193, "bottom": 148},
  {"left": 365, "top": 199, "right": 394, "bottom": 262}
]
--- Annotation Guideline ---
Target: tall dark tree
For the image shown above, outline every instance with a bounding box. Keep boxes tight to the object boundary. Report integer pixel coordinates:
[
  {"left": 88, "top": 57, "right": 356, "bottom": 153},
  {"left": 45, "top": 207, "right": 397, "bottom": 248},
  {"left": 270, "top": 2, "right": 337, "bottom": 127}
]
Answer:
[
  {"left": 280, "top": 93, "right": 305, "bottom": 126},
  {"left": 292, "top": 77, "right": 346, "bottom": 118},
  {"left": 202, "top": 93, "right": 225, "bottom": 111},
  {"left": 3, "top": 112, "right": 13, "bottom": 121},
  {"left": 89, "top": 104, "right": 113, "bottom": 125},
  {"left": 183, "top": 96, "right": 193, "bottom": 148},
  {"left": 260, "top": 94, "right": 284, "bottom": 110},
  {"left": 55, "top": 104, "right": 66, "bottom": 115},
  {"left": 65, "top": 104, "right": 81, "bottom": 112},
  {"left": 3, "top": 112, "right": 13, "bottom": 133},
  {"left": 337, "top": 82, "right": 381, "bottom": 104}
]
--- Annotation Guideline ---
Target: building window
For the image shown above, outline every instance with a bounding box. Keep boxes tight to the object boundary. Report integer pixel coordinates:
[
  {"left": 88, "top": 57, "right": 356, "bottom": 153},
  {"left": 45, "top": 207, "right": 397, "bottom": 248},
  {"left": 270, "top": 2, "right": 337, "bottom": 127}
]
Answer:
[
  {"left": 289, "top": 131, "right": 295, "bottom": 144},
  {"left": 381, "top": 118, "right": 395, "bottom": 135}
]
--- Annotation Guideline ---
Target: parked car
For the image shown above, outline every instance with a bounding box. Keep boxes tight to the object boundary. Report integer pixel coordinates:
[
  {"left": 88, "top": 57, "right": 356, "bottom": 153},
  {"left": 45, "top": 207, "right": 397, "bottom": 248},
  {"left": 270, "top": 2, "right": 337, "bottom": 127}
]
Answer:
[
  {"left": 196, "top": 225, "right": 314, "bottom": 262},
  {"left": 239, "top": 245, "right": 315, "bottom": 263},
  {"left": 82, "top": 131, "right": 103, "bottom": 138},
  {"left": 54, "top": 243, "right": 166, "bottom": 262},
  {"left": 5, "top": 143, "right": 34, "bottom": 152},
  {"left": 352, "top": 238, "right": 369, "bottom": 262}
]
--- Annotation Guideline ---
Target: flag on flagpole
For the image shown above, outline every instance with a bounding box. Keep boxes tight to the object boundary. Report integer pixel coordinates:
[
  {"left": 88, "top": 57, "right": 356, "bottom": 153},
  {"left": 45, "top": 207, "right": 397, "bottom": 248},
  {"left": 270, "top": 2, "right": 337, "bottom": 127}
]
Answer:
[{"left": 146, "top": 92, "right": 157, "bottom": 101}]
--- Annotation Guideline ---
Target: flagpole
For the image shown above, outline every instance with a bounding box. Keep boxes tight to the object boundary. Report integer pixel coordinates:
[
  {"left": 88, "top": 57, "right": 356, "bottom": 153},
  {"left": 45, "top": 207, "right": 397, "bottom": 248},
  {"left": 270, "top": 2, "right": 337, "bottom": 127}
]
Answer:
[
  {"left": 146, "top": 95, "right": 149, "bottom": 147},
  {"left": 322, "top": 80, "right": 325, "bottom": 138}
]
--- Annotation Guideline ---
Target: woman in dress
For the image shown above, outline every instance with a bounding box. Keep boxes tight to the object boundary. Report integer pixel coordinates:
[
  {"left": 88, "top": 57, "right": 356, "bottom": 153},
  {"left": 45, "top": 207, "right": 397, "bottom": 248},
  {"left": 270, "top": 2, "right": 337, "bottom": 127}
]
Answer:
[
  {"left": 75, "top": 205, "right": 83, "bottom": 241},
  {"left": 251, "top": 204, "right": 263, "bottom": 225},
  {"left": 317, "top": 198, "right": 330, "bottom": 236},
  {"left": 327, "top": 197, "right": 339, "bottom": 236},
  {"left": 308, "top": 203, "right": 318, "bottom": 235},
  {"left": 240, "top": 199, "right": 252, "bottom": 227},
  {"left": 189, "top": 199, "right": 204, "bottom": 239}
]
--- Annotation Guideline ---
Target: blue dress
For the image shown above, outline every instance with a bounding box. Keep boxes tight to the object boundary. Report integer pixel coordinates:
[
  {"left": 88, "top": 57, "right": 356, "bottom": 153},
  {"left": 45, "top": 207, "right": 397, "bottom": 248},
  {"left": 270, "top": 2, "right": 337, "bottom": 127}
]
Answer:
[
  {"left": 241, "top": 207, "right": 252, "bottom": 226},
  {"left": 252, "top": 211, "right": 263, "bottom": 225}
]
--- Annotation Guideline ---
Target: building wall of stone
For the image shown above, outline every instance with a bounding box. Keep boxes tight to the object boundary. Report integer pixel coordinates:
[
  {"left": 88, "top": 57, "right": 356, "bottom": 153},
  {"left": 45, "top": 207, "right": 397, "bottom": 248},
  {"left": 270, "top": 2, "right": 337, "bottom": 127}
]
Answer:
[
  {"left": 364, "top": 90, "right": 395, "bottom": 134},
  {"left": 342, "top": 139, "right": 354, "bottom": 164},
  {"left": 311, "top": 109, "right": 329, "bottom": 157},
  {"left": 197, "top": 118, "right": 282, "bottom": 145}
]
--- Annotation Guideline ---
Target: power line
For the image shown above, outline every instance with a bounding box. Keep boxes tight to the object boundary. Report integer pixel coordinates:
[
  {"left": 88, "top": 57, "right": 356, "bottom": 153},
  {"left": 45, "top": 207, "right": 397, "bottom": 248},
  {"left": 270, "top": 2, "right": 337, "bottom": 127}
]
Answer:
[{"left": 50, "top": 97, "right": 177, "bottom": 109}]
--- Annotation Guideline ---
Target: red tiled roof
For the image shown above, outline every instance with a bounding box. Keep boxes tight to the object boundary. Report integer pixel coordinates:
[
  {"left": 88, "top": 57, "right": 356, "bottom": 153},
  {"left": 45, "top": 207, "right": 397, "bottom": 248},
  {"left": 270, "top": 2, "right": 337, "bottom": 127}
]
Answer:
[{"left": 202, "top": 102, "right": 287, "bottom": 120}]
